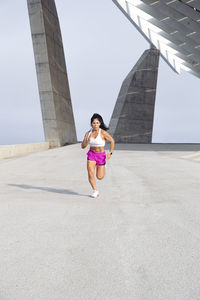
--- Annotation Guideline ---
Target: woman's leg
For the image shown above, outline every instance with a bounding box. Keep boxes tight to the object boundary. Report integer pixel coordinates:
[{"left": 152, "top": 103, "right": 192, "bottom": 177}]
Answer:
[
  {"left": 96, "top": 165, "right": 106, "bottom": 180},
  {"left": 87, "top": 160, "right": 97, "bottom": 189}
]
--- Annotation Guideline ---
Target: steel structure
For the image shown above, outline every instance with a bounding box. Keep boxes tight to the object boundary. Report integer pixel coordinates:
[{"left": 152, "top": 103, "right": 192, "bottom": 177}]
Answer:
[{"left": 113, "top": 0, "right": 200, "bottom": 78}]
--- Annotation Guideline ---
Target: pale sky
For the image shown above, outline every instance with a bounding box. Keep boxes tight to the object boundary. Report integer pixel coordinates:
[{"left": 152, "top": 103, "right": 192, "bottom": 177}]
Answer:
[{"left": 0, "top": 0, "right": 200, "bottom": 145}]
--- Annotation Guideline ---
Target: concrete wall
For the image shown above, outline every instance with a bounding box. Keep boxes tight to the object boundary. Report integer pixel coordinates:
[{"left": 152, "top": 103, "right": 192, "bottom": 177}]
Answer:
[
  {"left": 27, "top": 0, "right": 77, "bottom": 148},
  {"left": 109, "top": 48, "right": 160, "bottom": 143},
  {"left": 0, "top": 142, "right": 49, "bottom": 160}
]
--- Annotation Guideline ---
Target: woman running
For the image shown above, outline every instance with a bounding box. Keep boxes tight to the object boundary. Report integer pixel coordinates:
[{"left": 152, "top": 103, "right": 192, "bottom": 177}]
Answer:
[{"left": 81, "top": 113, "right": 115, "bottom": 198}]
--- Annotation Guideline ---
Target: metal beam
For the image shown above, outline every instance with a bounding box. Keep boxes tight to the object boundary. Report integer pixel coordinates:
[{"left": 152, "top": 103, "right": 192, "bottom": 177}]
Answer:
[
  {"left": 129, "top": 1, "right": 200, "bottom": 62},
  {"left": 114, "top": 0, "right": 200, "bottom": 77}
]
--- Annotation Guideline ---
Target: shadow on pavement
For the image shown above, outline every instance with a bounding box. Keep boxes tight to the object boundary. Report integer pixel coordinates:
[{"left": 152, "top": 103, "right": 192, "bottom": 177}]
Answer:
[{"left": 8, "top": 184, "right": 89, "bottom": 197}]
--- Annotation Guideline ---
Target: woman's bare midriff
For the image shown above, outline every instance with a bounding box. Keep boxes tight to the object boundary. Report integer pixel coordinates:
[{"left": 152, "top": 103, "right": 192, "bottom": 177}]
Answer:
[{"left": 90, "top": 146, "right": 105, "bottom": 153}]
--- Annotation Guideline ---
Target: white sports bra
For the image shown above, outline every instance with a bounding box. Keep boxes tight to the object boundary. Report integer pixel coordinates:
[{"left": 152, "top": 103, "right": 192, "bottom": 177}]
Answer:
[{"left": 88, "top": 128, "right": 105, "bottom": 147}]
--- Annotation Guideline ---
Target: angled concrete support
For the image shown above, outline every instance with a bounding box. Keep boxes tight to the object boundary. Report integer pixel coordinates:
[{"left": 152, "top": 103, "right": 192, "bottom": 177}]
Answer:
[
  {"left": 27, "top": 0, "right": 77, "bottom": 148},
  {"left": 109, "top": 48, "right": 160, "bottom": 143}
]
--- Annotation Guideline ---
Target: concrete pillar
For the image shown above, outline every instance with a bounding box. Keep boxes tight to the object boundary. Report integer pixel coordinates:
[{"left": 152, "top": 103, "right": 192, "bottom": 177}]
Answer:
[
  {"left": 27, "top": 0, "right": 77, "bottom": 148},
  {"left": 109, "top": 48, "right": 160, "bottom": 143}
]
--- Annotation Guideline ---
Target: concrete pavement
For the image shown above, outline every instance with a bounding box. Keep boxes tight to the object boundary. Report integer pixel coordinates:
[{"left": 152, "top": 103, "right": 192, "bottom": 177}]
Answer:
[{"left": 0, "top": 143, "right": 200, "bottom": 300}]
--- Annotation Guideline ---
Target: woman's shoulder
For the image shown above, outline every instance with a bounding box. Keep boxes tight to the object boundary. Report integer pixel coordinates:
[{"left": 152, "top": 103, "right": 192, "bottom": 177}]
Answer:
[
  {"left": 100, "top": 129, "right": 108, "bottom": 137},
  {"left": 101, "top": 129, "right": 108, "bottom": 134}
]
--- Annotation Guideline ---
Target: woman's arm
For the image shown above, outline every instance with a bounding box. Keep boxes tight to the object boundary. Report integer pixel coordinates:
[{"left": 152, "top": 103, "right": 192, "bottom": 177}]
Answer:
[
  {"left": 81, "top": 131, "right": 91, "bottom": 149},
  {"left": 103, "top": 130, "right": 115, "bottom": 158}
]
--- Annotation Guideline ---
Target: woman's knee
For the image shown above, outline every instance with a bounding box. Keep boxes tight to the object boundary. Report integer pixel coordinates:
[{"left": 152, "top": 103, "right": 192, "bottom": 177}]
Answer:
[{"left": 96, "top": 174, "right": 104, "bottom": 180}]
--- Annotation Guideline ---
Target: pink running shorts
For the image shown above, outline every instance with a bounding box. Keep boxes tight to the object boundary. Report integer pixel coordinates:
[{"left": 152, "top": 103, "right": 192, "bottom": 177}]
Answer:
[{"left": 87, "top": 150, "right": 106, "bottom": 165}]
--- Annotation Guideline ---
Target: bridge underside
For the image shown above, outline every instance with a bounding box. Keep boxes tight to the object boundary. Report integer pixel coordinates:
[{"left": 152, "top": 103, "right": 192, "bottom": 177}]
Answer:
[{"left": 113, "top": 0, "right": 200, "bottom": 78}]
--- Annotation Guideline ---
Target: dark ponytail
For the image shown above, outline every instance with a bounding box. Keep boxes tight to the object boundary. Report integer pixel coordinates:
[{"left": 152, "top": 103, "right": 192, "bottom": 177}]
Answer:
[{"left": 90, "top": 113, "right": 109, "bottom": 131}]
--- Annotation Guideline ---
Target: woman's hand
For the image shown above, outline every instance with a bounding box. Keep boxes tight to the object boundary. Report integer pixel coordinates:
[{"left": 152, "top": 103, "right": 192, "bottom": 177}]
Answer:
[
  {"left": 106, "top": 153, "right": 112, "bottom": 160},
  {"left": 87, "top": 132, "right": 92, "bottom": 142},
  {"left": 81, "top": 131, "right": 91, "bottom": 149}
]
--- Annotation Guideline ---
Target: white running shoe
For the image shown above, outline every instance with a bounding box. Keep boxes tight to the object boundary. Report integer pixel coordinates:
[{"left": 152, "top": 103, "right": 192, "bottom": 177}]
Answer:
[{"left": 91, "top": 190, "right": 99, "bottom": 198}]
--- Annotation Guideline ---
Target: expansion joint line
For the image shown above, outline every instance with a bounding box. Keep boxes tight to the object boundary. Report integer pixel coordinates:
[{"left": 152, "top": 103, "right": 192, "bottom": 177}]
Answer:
[{"left": 177, "top": 0, "right": 200, "bottom": 14}]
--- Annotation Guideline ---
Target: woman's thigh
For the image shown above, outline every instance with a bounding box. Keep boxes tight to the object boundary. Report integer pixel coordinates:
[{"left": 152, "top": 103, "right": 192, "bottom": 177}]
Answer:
[
  {"left": 96, "top": 164, "right": 106, "bottom": 179},
  {"left": 87, "top": 160, "right": 96, "bottom": 176}
]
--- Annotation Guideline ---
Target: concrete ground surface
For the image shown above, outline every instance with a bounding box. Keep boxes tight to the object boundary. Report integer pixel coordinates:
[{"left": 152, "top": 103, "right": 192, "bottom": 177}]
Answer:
[{"left": 0, "top": 143, "right": 200, "bottom": 300}]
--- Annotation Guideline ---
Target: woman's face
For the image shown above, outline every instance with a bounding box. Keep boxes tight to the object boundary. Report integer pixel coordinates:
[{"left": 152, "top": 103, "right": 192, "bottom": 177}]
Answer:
[{"left": 91, "top": 118, "right": 101, "bottom": 130}]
